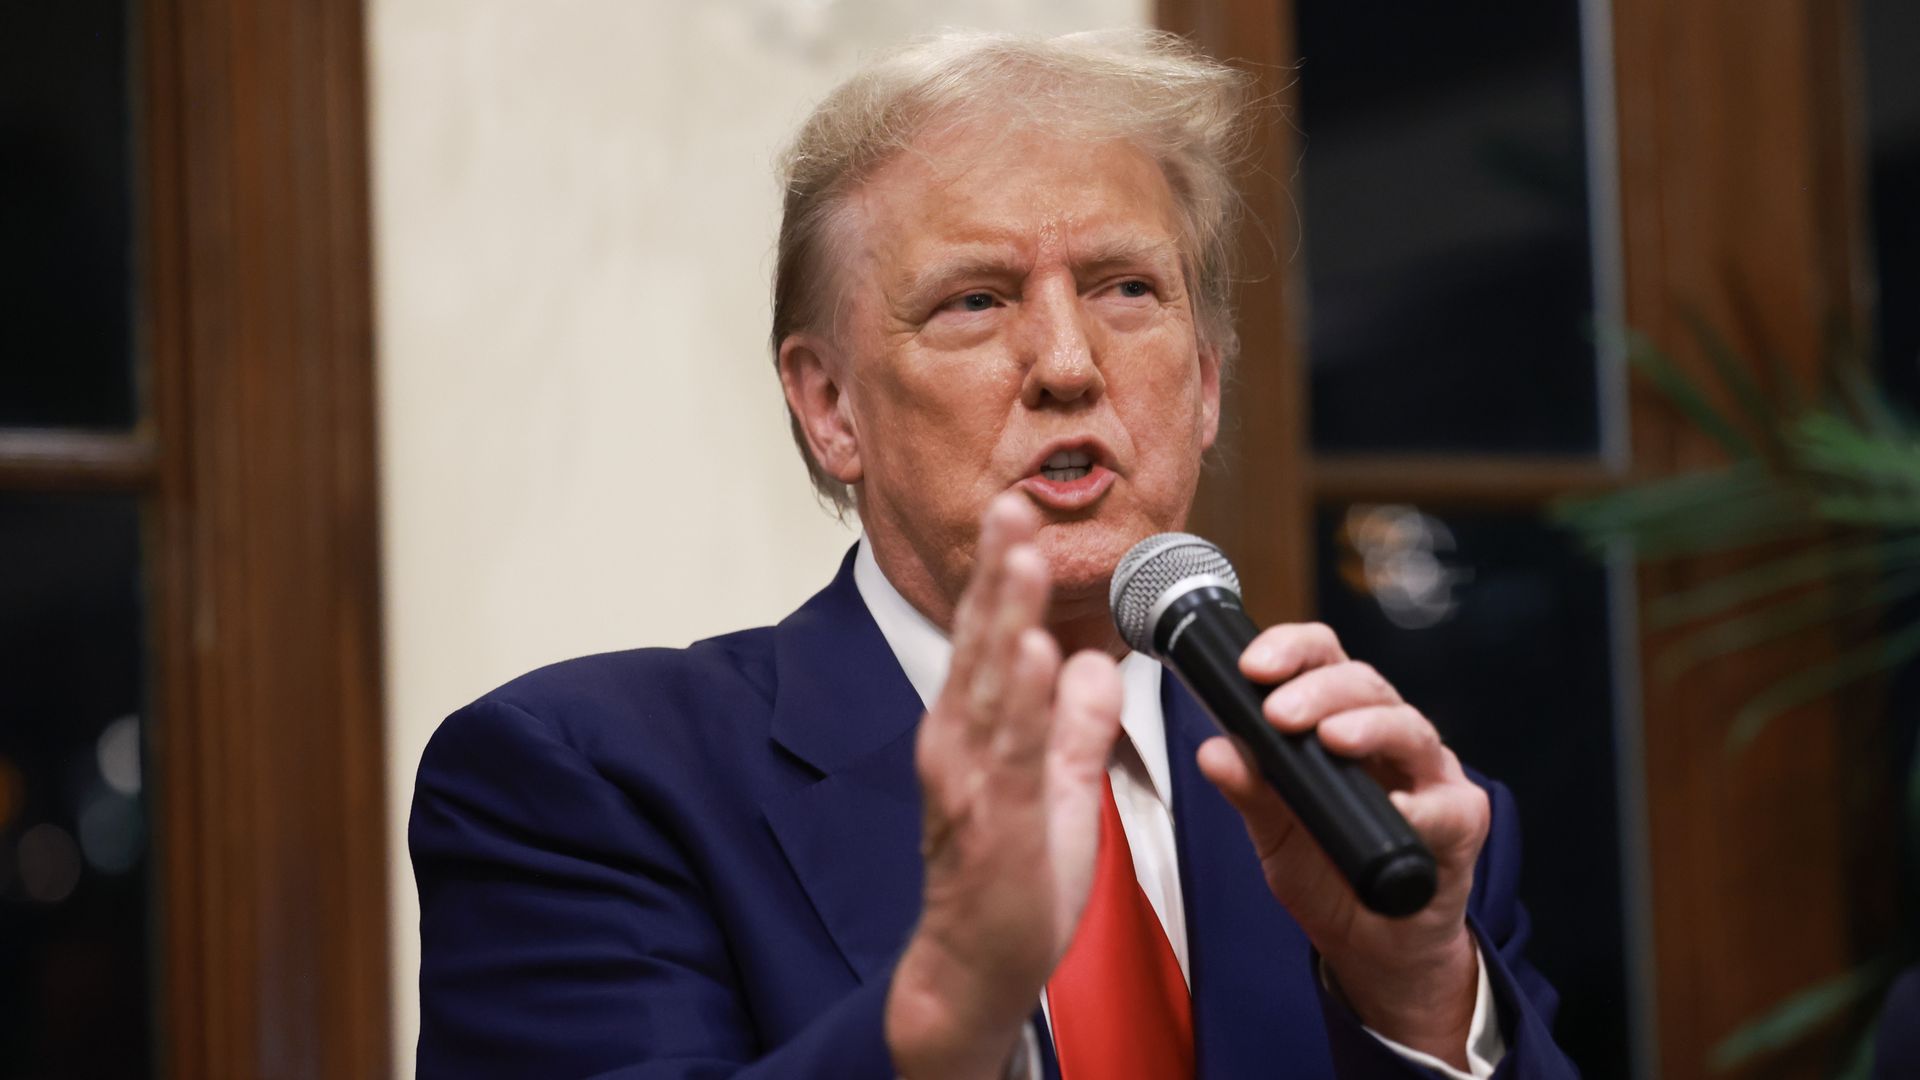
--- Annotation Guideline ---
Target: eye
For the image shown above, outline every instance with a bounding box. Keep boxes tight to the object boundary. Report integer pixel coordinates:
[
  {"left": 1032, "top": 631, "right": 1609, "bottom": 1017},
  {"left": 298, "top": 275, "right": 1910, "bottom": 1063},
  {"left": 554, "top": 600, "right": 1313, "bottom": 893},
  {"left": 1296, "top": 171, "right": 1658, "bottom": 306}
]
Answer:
[
  {"left": 957, "top": 292, "right": 997, "bottom": 312},
  {"left": 1115, "top": 279, "right": 1153, "bottom": 299}
]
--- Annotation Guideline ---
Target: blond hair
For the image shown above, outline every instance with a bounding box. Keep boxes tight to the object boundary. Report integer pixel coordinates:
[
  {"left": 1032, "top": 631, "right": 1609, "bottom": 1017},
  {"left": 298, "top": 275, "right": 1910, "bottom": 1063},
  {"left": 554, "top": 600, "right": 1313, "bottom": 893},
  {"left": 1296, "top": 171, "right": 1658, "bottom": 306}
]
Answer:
[{"left": 772, "top": 29, "right": 1253, "bottom": 513}]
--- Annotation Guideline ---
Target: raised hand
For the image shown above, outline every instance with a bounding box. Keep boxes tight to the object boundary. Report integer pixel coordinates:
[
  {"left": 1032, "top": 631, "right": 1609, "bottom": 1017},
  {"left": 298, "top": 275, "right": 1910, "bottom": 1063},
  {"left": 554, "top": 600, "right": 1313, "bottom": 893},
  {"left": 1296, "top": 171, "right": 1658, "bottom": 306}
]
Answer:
[
  {"left": 1195, "top": 623, "right": 1489, "bottom": 1069},
  {"left": 885, "top": 495, "right": 1124, "bottom": 1079}
]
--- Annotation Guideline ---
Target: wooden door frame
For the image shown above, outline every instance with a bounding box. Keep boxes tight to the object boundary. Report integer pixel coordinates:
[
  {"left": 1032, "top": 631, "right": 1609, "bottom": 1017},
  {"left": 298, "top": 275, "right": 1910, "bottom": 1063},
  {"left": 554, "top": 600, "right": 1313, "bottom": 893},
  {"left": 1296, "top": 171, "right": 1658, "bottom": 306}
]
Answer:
[
  {"left": 1158, "top": 0, "right": 1315, "bottom": 622},
  {"left": 142, "top": 1, "right": 390, "bottom": 1075}
]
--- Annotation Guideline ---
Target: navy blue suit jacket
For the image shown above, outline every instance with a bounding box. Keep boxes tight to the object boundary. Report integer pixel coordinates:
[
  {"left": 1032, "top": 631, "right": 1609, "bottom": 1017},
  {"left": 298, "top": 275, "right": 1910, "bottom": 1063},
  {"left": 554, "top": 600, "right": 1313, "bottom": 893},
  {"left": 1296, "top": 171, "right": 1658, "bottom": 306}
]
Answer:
[{"left": 411, "top": 551, "right": 1578, "bottom": 1078}]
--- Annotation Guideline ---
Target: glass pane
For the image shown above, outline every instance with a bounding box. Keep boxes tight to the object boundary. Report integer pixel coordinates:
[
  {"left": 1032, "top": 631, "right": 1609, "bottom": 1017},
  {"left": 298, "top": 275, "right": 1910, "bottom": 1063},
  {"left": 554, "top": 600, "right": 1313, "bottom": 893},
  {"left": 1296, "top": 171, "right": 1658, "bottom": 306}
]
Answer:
[
  {"left": 1862, "top": 0, "right": 1920, "bottom": 413},
  {"left": 0, "top": 494, "right": 151, "bottom": 1079},
  {"left": 1296, "top": 1, "right": 1599, "bottom": 453},
  {"left": 1314, "top": 505, "right": 1627, "bottom": 1075},
  {"left": 0, "top": 2, "right": 137, "bottom": 429}
]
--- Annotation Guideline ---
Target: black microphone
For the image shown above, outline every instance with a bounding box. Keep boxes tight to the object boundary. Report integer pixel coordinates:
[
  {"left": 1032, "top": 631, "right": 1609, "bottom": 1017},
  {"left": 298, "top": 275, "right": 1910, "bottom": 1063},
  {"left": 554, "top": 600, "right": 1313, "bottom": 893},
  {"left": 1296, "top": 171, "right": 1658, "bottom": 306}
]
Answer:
[{"left": 1110, "top": 533, "right": 1437, "bottom": 917}]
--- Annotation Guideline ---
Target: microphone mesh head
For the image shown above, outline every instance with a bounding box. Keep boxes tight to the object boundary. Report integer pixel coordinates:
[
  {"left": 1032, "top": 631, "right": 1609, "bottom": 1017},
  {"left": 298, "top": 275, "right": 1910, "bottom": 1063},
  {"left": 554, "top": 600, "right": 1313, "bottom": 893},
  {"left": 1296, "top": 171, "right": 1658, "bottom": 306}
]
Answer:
[{"left": 1109, "top": 533, "right": 1241, "bottom": 654}]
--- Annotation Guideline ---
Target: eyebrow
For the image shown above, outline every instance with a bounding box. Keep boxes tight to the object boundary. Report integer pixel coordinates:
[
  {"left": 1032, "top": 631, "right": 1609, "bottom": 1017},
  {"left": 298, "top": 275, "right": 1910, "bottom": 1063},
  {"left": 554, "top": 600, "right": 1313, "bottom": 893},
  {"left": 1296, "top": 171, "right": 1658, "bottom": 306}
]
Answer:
[
  {"left": 1068, "top": 236, "right": 1183, "bottom": 279},
  {"left": 899, "top": 236, "right": 1182, "bottom": 305},
  {"left": 898, "top": 249, "right": 1028, "bottom": 307}
]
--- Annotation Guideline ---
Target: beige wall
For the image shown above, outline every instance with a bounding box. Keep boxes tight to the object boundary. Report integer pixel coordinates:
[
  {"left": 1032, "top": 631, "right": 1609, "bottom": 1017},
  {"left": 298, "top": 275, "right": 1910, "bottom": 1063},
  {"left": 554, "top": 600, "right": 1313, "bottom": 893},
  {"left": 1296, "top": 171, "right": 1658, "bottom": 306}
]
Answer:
[{"left": 368, "top": 0, "right": 1149, "bottom": 1071}]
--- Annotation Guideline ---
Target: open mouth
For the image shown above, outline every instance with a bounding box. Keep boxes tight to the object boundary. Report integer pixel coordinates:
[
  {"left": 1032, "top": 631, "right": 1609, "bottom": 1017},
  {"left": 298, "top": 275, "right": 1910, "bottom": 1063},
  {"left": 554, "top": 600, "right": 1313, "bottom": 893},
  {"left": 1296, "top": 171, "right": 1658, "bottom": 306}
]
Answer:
[
  {"left": 1039, "top": 448, "right": 1094, "bottom": 483},
  {"left": 1020, "top": 441, "right": 1114, "bottom": 510}
]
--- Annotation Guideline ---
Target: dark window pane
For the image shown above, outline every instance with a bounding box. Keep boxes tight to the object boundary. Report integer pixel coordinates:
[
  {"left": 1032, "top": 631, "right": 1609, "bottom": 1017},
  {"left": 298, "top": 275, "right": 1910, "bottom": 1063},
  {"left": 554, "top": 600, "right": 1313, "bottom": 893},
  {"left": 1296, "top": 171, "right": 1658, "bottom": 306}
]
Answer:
[
  {"left": 1297, "top": 2, "right": 1599, "bottom": 453},
  {"left": 1315, "top": 505, "right": 1627, "bottom": 1075},
  {"left": 1862, "top": 0, "right": 1920, "bottom": 413},
  {"left": 0, "top": 494, "right": 151, "bottom": 1080},
  {"left": 0, "top": 2, "right": 137, "bottom": 428}
]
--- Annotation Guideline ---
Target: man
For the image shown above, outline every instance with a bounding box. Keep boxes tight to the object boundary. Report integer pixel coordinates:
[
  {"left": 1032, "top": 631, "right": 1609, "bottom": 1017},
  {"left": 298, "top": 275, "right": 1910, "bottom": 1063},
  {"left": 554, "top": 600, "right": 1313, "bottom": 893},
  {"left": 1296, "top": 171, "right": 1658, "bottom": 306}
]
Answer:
[{"left": 411, "top": 30, "right": 1576, "bottom": 1079}]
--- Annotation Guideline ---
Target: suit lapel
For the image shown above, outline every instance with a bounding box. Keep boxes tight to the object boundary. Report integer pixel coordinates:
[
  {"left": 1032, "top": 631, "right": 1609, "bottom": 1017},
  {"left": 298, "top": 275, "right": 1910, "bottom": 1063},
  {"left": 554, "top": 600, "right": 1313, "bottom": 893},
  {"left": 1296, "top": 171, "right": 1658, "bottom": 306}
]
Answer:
[
  {"left": 1164, "top": 674, "right": 1332, "bottom": 1076},
  {"left": 761, "top": 550, "right": 929, "bottom": 983}
]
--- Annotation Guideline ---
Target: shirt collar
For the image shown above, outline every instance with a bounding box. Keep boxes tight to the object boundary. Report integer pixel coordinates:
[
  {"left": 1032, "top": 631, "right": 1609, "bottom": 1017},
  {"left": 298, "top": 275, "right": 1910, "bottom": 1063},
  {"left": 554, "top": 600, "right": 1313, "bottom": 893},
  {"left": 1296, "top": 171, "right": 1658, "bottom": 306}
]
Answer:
[
  {"left": 851, "top": 535, "right": 1173, "bottom": 807},
  {"left": 851, "top": 537, "right": 951, "bottom": 709}
]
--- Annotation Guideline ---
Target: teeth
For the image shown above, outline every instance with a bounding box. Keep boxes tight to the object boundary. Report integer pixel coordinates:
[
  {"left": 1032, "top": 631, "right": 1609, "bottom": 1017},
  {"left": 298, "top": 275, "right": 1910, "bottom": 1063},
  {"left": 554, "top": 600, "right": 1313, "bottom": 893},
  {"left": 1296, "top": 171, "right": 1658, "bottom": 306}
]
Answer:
[
  {"left": 1042, "top": 466, "right": 1092, "bottom": 482},
  {"left": 1043, "top": 449, "right": 1094, "bottom": 469}
]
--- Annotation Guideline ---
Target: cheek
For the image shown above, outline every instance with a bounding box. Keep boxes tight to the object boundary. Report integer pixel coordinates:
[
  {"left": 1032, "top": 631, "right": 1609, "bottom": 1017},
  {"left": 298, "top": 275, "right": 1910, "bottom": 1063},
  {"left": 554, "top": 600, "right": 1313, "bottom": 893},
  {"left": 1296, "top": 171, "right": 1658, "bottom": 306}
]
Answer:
[
  {"left": 862, "top": 356, "right": 1021, "bottom": 487},
  {"left": 1118, "top": 339, "right": 1208, "bottom": 443}
]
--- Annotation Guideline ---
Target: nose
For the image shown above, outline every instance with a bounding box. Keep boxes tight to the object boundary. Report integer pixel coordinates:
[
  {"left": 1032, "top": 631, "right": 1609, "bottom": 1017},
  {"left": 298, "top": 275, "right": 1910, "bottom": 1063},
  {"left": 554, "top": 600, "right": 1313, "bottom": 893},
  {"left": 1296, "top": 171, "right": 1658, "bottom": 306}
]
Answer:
[{"left": 1018, "top": 279, "right": 1105, "bottom": 409}]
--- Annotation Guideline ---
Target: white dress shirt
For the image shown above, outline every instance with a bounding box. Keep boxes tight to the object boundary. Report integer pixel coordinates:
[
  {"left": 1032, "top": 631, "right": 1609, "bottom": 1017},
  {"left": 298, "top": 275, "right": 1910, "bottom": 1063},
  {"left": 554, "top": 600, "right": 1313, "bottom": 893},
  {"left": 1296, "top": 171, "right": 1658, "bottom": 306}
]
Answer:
[{"left": 852, "top": 538, "right": 1503, "bottom": 1077}]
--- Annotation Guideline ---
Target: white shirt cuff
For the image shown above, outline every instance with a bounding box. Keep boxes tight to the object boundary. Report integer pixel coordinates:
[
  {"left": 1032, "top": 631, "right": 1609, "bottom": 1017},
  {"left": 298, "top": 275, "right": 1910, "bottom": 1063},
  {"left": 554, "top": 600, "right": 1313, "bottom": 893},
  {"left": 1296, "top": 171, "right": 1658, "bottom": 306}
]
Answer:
[{"left": 1352, "top": 943, "right": 1505, "bottom": 1078}]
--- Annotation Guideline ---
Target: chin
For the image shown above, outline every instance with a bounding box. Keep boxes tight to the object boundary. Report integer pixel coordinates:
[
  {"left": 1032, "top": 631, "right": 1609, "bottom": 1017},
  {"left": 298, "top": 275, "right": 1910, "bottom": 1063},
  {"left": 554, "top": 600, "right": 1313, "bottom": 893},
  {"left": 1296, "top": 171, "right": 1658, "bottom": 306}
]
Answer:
[{"left": 1033, "top": 519, "right": 1144, "bottom": 599}]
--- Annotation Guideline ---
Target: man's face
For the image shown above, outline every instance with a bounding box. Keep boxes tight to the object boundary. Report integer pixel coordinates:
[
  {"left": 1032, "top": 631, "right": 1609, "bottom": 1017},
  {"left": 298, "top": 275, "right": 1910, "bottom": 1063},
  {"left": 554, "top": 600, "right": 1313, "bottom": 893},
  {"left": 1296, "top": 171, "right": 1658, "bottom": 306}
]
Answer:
[{"left": 801, "top": 123, "right": 1221, "bottom": 624}]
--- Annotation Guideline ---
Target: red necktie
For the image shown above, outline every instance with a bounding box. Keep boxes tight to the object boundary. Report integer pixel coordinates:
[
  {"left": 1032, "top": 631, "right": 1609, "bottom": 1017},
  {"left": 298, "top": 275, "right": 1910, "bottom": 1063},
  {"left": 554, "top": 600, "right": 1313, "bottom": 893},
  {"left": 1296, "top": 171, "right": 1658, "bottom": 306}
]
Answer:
[{"left": 1046, "top": 776, "right": 1195, "bottom": 1079}]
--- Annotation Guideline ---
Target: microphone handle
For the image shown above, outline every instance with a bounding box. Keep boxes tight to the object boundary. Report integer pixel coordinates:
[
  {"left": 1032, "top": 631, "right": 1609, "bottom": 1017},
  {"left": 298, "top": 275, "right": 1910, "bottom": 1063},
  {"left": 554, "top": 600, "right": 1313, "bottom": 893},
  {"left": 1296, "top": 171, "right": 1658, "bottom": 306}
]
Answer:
[{"left": 1154, "top": 586, "right": 1438, "bottom": 917}]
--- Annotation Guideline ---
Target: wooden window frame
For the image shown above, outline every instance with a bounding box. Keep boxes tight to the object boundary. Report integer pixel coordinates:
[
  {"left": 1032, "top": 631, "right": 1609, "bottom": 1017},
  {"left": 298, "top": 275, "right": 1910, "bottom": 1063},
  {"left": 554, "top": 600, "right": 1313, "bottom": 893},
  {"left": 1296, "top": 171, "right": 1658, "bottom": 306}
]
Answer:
[
  {"left": 144, "top": 2, "right": 390, "bottom": 1073},
  {"left": 3, "top": 2, "right": 392, "bottom": 1075}
]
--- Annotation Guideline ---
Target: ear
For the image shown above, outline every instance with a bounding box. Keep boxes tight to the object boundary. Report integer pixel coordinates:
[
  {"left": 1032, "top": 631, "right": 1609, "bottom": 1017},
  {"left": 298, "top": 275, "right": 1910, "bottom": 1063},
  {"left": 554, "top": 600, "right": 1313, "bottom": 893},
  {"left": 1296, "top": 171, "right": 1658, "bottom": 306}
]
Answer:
[
  {"left": 778, "top": 333, "right": 863, "bottom": 485},
  {"left": 1197, "top": 339, "right": 1223, "bottom": 452}
]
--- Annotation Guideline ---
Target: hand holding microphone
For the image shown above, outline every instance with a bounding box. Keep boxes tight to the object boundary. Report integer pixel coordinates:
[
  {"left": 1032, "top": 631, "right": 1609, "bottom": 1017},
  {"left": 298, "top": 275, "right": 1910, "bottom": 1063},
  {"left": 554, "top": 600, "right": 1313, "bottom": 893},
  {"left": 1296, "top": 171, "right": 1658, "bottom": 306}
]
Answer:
[
  {"left": 1113, "top": 533, "right": 1490, "bottom": 1065},
  {"left": 1110, "top": 534, "right": 1436, "bottom": 916}
]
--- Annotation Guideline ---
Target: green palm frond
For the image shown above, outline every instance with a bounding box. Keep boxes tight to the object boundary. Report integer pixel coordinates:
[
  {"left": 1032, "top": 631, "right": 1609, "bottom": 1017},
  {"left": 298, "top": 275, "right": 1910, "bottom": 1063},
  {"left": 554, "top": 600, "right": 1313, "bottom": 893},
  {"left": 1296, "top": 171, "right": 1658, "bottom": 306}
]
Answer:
[
  {"left": 1621, "top": 329, "right": 1762, "bottom": 459},
  {"left": 1553, "top": 322, "right": 1920, "bottom": 759},
  {"left": 1555, "top": 460, "right": 1820, "bottom": 560},
  {"left": 1645, "top": 536, "right": 1920, "bottom": 626},
  {"left": 1709, "top": 954, "right": 1903, "bottom": 1072},
  {"left": 1798, "top": 412, "right": 1920, "bottom": 478},
  {"left": 1838, "top": 1020, "right": 1879, "bottom": 1080},
  {"left": 1729, "top": 618, "right": 1920, "bottom": 749},
  {"left": 1680, "top": 309, "right": 1786, "bottom": 460},
  {"left": 1653, "top": 566, "right": 1920, "bottom": 682}
]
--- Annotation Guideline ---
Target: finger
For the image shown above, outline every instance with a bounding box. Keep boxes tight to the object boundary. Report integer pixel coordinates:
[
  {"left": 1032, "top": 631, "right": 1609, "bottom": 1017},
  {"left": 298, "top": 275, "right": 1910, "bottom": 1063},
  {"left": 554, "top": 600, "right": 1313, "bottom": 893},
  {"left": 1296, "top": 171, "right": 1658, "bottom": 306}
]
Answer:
[
  {"left": 948, "top": 499, "right": 1020, "bottom": 680},
  {"left": 1314, "top": 704, "right": 1453, "bottom": 785},
  {"left": 1195, "top": 735, "right": 1289, "bottom": 822},
  {"left": 1387, "top": 780, "right": 1489, "bottom": 856},
  {"left": 969, "top": 543, "right": 1050, "bottom": 727},
  {"left": 1262, "top": 660, "right": 1404, "bottom": 734},
  {"left": 1238, "top": 623, "right": 1347, "bottom": 685},
  {"left": 948, "top": 497, "right": 1043, "bottom": 710},
  {"left": 1047, "top": 650, "right": 1123, "bottom": 785},
  {"left": 1000, "top": 542, "right": 1051, "bottom": 636},
  {"left": 1195, "top": 735, "right": 1311, "bottom": 868},
  {"left": 993, "top": 627, "right": 1063, "bottom": 782}
]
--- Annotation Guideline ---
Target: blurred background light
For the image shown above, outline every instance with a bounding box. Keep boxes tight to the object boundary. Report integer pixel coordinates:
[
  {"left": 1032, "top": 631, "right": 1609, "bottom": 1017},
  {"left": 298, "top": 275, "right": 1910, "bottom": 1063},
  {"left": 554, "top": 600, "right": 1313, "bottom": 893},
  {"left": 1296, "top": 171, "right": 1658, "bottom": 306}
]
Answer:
[
  {"left": 1338, "top": 504, "right": 1473, "bottom": 629},
  {"left": 78, "top": 790, "right": 142, "bottom": 875},
  {"left": 95, "top": 713, "right": 141, "bottom": 796},
  {"left": 18, "top": 822, "right": 82, "bottom": 904}
]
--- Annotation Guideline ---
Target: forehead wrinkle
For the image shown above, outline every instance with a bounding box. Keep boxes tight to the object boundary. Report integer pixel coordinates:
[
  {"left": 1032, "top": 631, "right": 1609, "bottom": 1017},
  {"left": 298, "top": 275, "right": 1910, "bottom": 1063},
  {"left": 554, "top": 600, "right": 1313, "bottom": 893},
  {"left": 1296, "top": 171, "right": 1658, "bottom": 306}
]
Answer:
[
  {"left": 898, "top": 206, "right": 1181, "bottom": 291},
  {"left": 842, "top": 151, "right": 1027, "bottom": 301},
  {"left": 844, "top": 127, "right": 1190, "bottom": 326}
]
